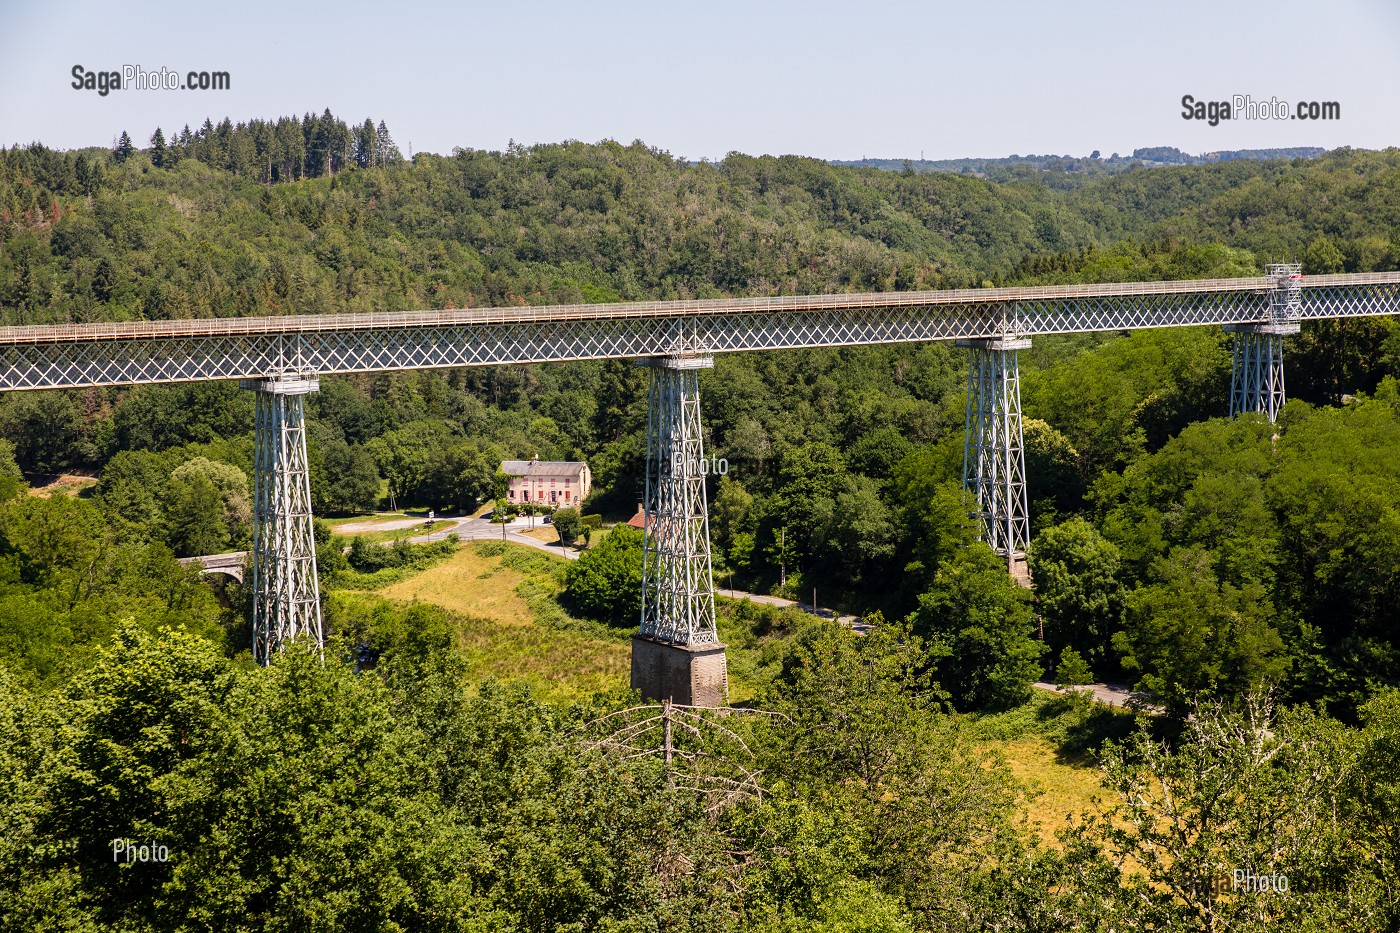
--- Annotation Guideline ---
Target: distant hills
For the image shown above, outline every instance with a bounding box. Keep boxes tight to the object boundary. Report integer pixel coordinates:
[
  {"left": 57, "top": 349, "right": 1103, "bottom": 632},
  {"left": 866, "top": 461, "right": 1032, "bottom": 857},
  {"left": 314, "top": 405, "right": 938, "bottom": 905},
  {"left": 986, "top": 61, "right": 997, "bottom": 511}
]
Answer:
[{"left": 833, "top": 147, "right": 1328, "bottom": 181}]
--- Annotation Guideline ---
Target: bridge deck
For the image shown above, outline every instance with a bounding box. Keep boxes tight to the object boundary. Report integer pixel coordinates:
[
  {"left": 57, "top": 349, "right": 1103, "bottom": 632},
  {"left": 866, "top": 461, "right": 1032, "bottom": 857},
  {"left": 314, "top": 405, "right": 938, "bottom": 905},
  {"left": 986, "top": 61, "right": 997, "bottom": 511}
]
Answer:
[
  {"left": 3, "top": 272, "right": 1397, "bottom": 346},
  {"left": 0, "top": 272, "right": 1396, "bottom": 391}
]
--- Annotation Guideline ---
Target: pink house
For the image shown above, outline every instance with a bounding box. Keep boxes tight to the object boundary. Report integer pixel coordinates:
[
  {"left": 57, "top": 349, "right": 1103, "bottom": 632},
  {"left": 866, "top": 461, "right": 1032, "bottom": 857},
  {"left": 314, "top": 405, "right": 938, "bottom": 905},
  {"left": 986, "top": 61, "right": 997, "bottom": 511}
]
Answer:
[{"left": 502, "top": 457, "right": 591, "bottom": 507}]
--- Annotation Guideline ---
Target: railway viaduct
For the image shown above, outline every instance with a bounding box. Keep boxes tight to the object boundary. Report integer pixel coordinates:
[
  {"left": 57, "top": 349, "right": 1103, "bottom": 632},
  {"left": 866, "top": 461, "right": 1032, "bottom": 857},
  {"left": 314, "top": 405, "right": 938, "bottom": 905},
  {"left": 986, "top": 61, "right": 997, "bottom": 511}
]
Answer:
[{"left": 5, "top": 265, "right": 1397, "bottom": 703}]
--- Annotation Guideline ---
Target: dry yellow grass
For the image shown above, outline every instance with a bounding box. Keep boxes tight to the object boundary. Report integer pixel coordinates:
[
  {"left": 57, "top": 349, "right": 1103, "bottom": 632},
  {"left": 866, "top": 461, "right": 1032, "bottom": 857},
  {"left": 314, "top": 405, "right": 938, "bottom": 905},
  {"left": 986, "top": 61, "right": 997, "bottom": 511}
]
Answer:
[
  {"left": 381, "top": 545, "right": 535, "bottom": 625},
  {"left": 451, "top": 613, "right": 630, "bottom": 699},
  {"left": 373, "top": 542, "right": 632, "bottom": 700},
  {"left": 518, "top": 526, "right": 566, "bottom": 544},
  {"left": 28, "top": 474, "right": 98, "bottom": 498},
  {"left": 990, "top": 735, "right": 1106, "bottom": 849}
]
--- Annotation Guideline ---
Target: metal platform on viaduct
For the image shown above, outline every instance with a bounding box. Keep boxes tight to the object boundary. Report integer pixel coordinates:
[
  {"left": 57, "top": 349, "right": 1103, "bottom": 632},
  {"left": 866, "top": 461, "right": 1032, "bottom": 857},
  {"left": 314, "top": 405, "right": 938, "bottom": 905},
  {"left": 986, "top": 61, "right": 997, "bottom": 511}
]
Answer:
[{"left": 5, "top": 266, "right": 1397, "bottom": 700}]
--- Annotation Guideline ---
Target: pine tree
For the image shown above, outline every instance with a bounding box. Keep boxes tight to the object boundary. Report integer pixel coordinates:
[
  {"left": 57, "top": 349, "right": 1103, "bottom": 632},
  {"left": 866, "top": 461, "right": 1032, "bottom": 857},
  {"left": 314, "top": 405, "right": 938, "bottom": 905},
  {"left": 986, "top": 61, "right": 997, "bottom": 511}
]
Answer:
[
  {"left": 356, "top": 118, "right": 376, "bottom": 168},
  {"left": 214, "top": 118, "right": 234, "bottom": 171},
  {"left": 300, "top": 113, "right": 314, "bottom": 178},
  {"left": 149, "top": 127, "right": 167, "bottom": 168},
  {"left": 376, "top": 120, "right": 401, "bottom": 165},
  {"left": 196, "top": 117, "right": 215, "bottom": 164},
  {"left": 113, "top": 131, "right": 134, "bottom": 164}
]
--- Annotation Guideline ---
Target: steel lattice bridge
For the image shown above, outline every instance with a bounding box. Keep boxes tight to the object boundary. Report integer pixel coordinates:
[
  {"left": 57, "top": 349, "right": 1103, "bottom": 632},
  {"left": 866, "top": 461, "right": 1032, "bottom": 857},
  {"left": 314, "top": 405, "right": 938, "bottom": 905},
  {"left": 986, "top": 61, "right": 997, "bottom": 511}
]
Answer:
[{"left": 5, "top": 267, "right": 1397, "bottom": 698}]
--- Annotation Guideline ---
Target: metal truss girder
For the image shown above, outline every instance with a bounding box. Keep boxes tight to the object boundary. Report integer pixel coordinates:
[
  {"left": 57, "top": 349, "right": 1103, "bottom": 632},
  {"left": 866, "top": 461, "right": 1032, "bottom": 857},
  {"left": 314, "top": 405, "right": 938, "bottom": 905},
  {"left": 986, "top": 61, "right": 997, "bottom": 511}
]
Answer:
[
  {"left": 639, "top": 356, "right": 719, "bottom": 647},
  {"left": 248, "top": 376, "right": 323, "bottom": 664},
  {"left": 961, "top": 340, "right": 1030, "bottom": 569},
  {"left": 0, "top": 280, "right": 1397, "bottom": 391}
]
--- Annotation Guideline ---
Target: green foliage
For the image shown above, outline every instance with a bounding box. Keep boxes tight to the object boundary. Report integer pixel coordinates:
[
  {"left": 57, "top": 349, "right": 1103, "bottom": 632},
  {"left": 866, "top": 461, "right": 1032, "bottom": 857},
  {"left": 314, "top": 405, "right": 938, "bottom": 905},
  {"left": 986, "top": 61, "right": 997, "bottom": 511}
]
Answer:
[
  {"left": 366, "top": 420, "right": 452, "bottom": 506},
  {"left": 1116, "top": 546, "right": 1288, "bottom": 718},
  {"left": 1030, "top": 517, "right": 1126, "bottom": 678},
  {"left": 168, "top": 456, "right": 251, "bottom": 546},
  {"left": 563, "top": 524, "right": 643, "bottom": 625},
  {"left": 1062, "top": 695, "right": 1394, "bottom": 929},
  {"left": 0, "top": 439, "right": 23, "bottom": 502},
  {"left": 550, "top": 506, "right": 583, "bottom": 545},
  {"left": 0, "top": 391, "right": 94, "bottom": 473},
  {"left": 1346, "top": 688, "right": 1400, "bottom": 898},
  {"left": 908, "top": 545, "right": 1044, "bottom": 711},
  {"left": 313, "top": 438, "right": 381, "bottom": 514},
  {"left": 1053, "top": 647, "right": 1094, "bottom": 687},
  {"left": 756, "top": 618, "right": 1039, "bottom": 925},
  {"left": 313, "top": 517, "right": 348, "bottom": 578},
  {"left": 1022, "top": 417, "right": 1084, "bottom": 525},
  {"left": 96, "top": 449, "right": 171, "bottom": 542},
  {"left": 1022, "top": 326, "right": 1231, "bottom": 483},
  {"left": 0, "top": 493, "right": 224, "bottom": 688},
  {"left": 343, "top": 537, "right": 456, "bottom": 579},
  {"left": 890, "top": 471, "right": 978, "bottom": 600},
  {"left": 711, "top": 476, "right": 755, "bottom": 561},
  {"left": 423, "top": 438, "right": 500, "bottom": 513},
  {"left": 163, "top": 469, "right": 229, "bottom": 557},
  {"left": 1092, "top": 401, "right": 1400, "bottom": 717}
]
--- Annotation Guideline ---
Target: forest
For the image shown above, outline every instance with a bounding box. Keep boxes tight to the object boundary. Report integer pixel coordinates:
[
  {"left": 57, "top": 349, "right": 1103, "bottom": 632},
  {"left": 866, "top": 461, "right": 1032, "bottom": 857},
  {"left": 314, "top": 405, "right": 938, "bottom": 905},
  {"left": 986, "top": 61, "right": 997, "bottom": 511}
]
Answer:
[{"left": 1, "top": 115, "right": 1400, "bottom": 931}]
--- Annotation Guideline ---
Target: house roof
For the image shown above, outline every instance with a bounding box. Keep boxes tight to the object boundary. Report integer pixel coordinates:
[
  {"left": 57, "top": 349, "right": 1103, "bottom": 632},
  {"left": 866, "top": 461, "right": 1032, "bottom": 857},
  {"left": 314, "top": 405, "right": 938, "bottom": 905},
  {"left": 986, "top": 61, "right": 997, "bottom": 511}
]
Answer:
[{"left": 501, "top": 459, "right": 589, "bottom": 479}]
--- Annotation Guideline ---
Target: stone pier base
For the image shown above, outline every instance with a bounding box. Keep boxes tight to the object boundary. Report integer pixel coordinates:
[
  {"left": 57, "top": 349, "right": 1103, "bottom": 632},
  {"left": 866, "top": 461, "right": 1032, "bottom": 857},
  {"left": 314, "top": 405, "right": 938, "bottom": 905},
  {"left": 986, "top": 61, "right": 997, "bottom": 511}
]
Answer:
[
  {"left": 1010, "top": 556, "right": 1033, "bottom": 589},
  {"left": 631, "top": 636, "right": 728, "bottom": 707}
]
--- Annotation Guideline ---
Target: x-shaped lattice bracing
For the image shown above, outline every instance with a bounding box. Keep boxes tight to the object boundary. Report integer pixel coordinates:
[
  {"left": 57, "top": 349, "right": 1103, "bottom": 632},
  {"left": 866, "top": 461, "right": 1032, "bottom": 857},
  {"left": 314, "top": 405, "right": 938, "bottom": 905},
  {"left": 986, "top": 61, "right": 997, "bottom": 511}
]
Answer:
[{"left": 2, "top": 282, "right": 1396, "bottom": 391}]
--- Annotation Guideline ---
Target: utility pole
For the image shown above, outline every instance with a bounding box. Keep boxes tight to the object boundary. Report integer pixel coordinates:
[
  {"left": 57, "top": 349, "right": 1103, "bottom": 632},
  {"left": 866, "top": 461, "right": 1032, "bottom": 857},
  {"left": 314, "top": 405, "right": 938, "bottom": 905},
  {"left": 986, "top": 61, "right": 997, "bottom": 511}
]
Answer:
[
  {"left": 779, "top": 527, "right": 786, "bottom": 588},
  {"left": 662, "top": 699, "right": 674, "bottom": 790}
]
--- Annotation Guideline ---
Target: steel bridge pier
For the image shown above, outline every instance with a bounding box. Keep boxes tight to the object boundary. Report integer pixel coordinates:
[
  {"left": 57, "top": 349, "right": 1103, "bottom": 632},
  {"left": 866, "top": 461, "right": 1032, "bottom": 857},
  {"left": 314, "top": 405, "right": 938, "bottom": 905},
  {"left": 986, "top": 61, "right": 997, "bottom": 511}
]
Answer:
[
  {"left": 243, "top": 375, "right": 323, "bottom": 664},
  {"left": 631, "top": 355, "right": 728, "bottom": 707},
  {"left": 1227, "top": 263, "right": 1302, "bottom": 421},
  {"left": 959, "top": 337, "right": 1033, "bottom": 586}
]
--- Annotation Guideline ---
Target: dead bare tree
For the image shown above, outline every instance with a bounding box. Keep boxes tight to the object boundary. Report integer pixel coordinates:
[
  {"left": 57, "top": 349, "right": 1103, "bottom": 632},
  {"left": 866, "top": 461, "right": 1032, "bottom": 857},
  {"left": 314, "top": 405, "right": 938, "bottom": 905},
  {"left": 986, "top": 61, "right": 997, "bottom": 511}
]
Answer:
[{"left": 579, "top": 700, "right": 788, "bottom": 815}]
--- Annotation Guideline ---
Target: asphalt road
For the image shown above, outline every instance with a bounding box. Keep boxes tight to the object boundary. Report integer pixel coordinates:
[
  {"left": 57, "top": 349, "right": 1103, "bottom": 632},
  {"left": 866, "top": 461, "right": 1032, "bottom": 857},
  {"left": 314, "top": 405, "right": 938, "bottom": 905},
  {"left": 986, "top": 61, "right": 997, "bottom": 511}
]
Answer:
[
  {"left": 1032, "top": 680, "right": 1161, "bottom": 712},
  {"left": 184, "top": 516, "right": 867, "bottom": 632}
]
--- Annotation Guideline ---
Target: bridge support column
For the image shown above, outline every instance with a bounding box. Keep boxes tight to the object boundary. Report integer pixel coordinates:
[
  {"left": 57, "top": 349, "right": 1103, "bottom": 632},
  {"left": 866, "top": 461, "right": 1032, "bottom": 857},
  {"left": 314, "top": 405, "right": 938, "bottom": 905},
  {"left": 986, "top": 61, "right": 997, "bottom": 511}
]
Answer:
[
  {"left": 959, "top": 337, "right": 1032, "bottom": 587},
  {"left": 1227, "top": 263, "right": 1302, "bottom": 422},
  {"left": 242, "top": 375, "right": 322, "bottom": 665},
  {"left": 632, "top": 355, "right": 727, "bottom": 707}
]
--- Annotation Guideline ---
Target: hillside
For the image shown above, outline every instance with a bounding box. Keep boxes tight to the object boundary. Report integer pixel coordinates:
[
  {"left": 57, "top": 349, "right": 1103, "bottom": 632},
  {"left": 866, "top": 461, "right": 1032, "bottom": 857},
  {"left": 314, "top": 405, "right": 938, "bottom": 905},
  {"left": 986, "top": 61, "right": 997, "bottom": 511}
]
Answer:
[
  {"left": 3, "top": 128, "right": 1397, "bottom": 332},
  {"left": 833, "top": 145, "right": 1328, "bottom": 179}
]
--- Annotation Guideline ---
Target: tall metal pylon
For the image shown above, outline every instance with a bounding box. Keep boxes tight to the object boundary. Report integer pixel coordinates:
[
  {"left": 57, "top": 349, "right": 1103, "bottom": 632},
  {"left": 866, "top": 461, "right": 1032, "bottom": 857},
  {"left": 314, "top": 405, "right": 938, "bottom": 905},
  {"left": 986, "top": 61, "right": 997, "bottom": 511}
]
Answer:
[
  {"left": 242, "top": 375, "right": 322, "bottom": 664},
  {"left": 1227, "top": 263, "right": 1302, "bottom": 422},
  {"left": 639, "top": 356, "right": 719, "bottom": 646},
  {"left": 959, "top": 337, "right": 1032, "bottom": 585}
]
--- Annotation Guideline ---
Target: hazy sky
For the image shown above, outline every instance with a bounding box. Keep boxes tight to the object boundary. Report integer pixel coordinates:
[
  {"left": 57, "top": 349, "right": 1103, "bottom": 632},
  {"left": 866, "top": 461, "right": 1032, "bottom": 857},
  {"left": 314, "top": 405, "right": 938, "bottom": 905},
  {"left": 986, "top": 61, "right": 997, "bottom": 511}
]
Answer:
[{"left": 2, "top": 0, "right": 1397, "bottom": 161}]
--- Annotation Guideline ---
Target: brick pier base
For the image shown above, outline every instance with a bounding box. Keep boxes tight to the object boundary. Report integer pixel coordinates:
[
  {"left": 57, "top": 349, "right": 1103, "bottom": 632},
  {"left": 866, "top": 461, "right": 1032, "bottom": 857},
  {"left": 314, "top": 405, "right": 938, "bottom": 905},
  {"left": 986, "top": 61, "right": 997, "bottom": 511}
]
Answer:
[{"left": 630, "top": 636, "right": 728, "bottom": 707}]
